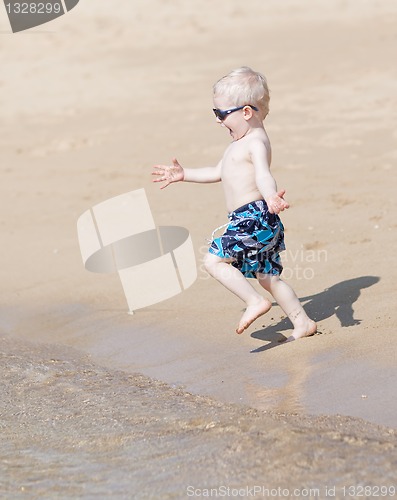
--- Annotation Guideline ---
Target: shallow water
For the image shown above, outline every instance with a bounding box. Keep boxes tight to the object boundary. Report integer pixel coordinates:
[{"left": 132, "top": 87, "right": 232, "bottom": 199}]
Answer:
[{"left": 1, "top": 337, "right": 396, "bottom": 499}]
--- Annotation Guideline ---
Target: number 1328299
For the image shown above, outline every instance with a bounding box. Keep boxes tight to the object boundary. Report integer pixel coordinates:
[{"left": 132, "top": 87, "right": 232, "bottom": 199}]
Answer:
[{"left": 5, "top": 3, "right": 62, "bottom": 14}]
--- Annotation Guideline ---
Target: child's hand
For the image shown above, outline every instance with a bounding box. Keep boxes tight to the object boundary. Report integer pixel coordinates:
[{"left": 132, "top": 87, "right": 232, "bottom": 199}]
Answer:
[
  {"left": 266, "top": 189, "right": 290, "bottom": 214},
  {"left": 152, "top": 158, "right": 184, "bottom": 189}
]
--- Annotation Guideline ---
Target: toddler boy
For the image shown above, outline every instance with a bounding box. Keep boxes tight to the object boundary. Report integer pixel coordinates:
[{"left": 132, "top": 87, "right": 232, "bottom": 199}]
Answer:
[{"left": 153, "top": 67, "right": 316, "bottom": 342}]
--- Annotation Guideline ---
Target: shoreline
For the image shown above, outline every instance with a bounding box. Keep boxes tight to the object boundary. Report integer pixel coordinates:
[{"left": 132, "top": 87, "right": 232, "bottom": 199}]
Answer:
[{"left": 4, "top": 293, "right": 396, "bottom": 431}]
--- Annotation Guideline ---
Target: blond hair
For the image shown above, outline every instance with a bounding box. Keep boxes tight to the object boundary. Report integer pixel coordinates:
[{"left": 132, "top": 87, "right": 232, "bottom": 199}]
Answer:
[{"left": 213, "top": 66, "right": 270, "bottom": 119}]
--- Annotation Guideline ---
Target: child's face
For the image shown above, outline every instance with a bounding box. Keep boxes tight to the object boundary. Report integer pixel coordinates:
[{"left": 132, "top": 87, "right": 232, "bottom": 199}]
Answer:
[{"left": 213, "top": 94, "right": 251, "bottom": 141}]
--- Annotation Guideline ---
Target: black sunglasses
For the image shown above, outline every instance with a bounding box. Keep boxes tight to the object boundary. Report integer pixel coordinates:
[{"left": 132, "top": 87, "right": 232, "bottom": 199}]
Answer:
[{"left": 212, "top": 104, "right": 258, "bottom": 121}]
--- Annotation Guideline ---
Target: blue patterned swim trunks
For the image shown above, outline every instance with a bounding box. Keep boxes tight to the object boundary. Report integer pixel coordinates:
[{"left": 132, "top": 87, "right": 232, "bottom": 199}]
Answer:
[{"left": 209, "top": 199, "right": 285, "bottom": 278}]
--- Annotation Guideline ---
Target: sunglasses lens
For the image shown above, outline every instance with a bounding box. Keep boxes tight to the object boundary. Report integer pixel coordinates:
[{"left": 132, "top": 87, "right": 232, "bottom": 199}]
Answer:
[{"left": 214, "top": 109, "right": 225, "bottom": 120}]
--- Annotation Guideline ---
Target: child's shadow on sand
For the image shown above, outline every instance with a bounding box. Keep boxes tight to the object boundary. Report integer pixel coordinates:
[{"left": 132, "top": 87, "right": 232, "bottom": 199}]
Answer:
[{"left": 250, "top": 276, "right": 380, "bottom": 353}]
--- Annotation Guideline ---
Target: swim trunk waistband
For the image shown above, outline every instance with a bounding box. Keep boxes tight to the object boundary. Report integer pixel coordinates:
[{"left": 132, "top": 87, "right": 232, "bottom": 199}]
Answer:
[{"left": 228, "top": 199, "right": 267, "bottom": 217}]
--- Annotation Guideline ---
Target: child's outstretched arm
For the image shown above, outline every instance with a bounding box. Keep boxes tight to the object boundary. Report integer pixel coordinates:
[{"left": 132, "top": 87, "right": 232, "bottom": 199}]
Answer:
[
  {"left": 152, "top": 158, "right": 221, "bottom": 189},
  {"left": 250, "top": 140, "right": 289, "bottom": 214}
]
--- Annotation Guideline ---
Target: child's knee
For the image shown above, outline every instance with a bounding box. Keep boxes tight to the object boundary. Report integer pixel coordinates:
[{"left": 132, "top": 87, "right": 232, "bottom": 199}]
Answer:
[
  {"left": 203, "top": 252, "right": 228, "bottom": 275},
  {"left": 203, "top": 253, "right": 215, "bottom": 274},
  {"left": 257, "top": 272, "right": 279, "bottom": 290}
]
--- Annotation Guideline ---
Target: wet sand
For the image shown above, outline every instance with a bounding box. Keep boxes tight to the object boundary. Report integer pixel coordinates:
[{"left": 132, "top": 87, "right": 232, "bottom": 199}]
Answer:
[
  {"left": 1, "top": 0, "right": 397, "bottom": 497},
  {"left": 1, "top": 337, "right": 396, "bottom": 498}
]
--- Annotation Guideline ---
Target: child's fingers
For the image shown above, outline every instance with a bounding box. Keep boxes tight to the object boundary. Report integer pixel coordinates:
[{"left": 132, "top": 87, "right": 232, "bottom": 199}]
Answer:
[
  {"left": 276, "top": 193, "right": 289, "bottom": 210},
  {"left": 281, "top": 198, "right": 289, "bottom": 208},
  {"left": 152, "top": 165, "right": 167, "bottom": 173},
  {"left": 153, "top": 176, "right": 169, "bottom": 187},
  {"left": 277, "top": 189, "right": 286, "bottom": 198}
]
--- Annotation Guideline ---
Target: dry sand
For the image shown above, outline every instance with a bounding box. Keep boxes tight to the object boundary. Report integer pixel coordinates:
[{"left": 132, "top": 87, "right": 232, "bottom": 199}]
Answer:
[{"left": 1, "top": 0, "right": 397, "bottom": 497}]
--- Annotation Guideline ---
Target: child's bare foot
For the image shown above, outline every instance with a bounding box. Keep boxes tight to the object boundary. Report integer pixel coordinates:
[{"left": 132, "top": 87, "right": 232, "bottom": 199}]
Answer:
[
  {"left": 236, "top": 298, "right": 272, "bottom": 334},
  {"left": 283, "top": 319, "right": 317, "bottom": 343}
]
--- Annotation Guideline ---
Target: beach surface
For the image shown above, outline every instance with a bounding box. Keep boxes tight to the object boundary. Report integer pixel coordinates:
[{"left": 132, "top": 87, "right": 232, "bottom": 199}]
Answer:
[{"left": 1, "top": 0, "right": 397, "bottom": 497}]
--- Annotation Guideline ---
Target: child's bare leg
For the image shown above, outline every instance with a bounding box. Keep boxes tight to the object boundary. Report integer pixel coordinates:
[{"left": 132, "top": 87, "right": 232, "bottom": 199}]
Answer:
[
  {"left": 205, "top": 253, "right": 271, "bottom": 334},
  {"left": 257, "top": 273, "right": 317, "bottom": 342}
]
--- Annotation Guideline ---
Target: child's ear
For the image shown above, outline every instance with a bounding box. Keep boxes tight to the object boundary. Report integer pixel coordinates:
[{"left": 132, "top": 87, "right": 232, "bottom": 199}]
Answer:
[{"left": 243, "top": 106, "right": 254, "bottom": 120}]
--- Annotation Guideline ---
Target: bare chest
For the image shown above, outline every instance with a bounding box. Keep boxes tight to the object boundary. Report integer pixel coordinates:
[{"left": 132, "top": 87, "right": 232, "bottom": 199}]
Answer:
[{"left": 221, "top": 144, "right": 252, "bottom": 180}]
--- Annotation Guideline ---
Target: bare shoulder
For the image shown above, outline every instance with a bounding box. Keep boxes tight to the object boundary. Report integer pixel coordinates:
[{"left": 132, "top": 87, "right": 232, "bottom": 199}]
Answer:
[{"left": 247, "top": 130, "right": 271, "bottom": 164}]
